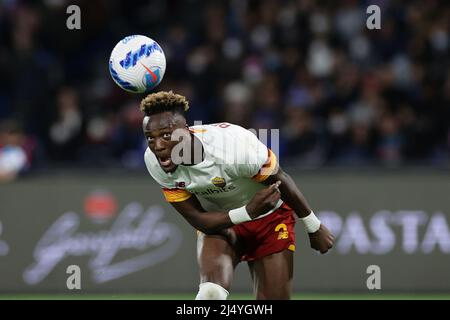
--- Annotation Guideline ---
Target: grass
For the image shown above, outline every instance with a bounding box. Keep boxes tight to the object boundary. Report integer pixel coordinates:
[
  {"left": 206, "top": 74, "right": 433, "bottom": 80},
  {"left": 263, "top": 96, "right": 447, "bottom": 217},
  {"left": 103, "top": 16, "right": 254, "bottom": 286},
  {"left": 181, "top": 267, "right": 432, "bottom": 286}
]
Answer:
[{"left": 1, "top": 293, "right": 450, "bottom": 300}]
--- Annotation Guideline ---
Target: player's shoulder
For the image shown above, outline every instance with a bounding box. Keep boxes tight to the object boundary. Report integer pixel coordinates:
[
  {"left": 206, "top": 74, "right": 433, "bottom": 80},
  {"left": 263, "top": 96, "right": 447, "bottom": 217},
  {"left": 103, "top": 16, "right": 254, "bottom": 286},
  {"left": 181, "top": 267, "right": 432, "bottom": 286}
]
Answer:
[
  {"left": 191, "top": 122, "right": 268, "bottom": 169},
  {"left": 190, "top": 122, "right": 257, "bottom": 141},
  {"left": 191, "top": 122, "right": 260, "bottom": 152}
]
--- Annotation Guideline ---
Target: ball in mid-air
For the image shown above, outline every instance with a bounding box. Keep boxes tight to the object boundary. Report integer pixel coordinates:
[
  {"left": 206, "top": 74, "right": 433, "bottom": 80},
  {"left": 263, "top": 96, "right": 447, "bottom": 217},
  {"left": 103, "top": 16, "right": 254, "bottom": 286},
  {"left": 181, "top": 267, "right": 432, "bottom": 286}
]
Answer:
[{"left": 109, "top": 35, "right": 166, "bottom": 93}]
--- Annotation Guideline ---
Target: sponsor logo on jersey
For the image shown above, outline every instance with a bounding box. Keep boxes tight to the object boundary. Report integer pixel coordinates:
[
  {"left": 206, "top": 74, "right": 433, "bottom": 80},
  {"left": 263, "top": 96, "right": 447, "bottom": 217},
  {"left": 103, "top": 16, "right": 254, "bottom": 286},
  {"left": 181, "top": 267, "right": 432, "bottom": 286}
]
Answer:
[{"left": 191, "top": 184, "right": 236, "bottom": 196}]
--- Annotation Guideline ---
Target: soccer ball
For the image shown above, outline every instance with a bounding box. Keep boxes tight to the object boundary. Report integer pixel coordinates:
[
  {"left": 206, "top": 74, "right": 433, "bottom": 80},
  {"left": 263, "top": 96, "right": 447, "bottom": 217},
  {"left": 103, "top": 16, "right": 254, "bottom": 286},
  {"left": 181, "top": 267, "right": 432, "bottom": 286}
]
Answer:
[{"left": 109, "top": 35, "right": 166, "bottom": 93}]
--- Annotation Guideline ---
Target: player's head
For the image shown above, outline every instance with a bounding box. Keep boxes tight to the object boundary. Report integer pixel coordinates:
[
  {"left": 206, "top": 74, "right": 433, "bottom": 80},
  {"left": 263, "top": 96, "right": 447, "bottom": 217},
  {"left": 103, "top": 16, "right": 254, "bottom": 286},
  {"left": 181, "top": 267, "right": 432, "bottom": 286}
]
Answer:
[{"left": 141, "top": 91, "right": 190, "bottom": 173}]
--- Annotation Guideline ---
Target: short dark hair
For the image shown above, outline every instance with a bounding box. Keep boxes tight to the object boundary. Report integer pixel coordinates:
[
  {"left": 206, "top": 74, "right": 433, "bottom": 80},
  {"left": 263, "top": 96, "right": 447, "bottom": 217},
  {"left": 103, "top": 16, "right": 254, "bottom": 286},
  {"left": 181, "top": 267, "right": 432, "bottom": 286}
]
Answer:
[{"left": 140, "top": 91, "right": 189, "bottom": 116}]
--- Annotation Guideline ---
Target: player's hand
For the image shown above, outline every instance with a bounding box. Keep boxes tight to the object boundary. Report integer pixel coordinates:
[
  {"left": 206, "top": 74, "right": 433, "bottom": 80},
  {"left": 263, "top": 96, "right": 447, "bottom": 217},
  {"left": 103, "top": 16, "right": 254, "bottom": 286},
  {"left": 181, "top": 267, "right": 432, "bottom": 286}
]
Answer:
[
  {"left": 308, "top": 224, "right": 334, "bottom": 254},
  {"left": 246, "top": 181, "right": 282, "bottom": 219}
]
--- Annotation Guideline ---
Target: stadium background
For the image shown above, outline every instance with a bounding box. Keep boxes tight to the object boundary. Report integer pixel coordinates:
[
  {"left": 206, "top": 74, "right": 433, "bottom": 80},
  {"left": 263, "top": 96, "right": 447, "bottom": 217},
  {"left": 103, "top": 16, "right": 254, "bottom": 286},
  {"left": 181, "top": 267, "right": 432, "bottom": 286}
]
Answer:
[{"left": 0, "top": 0, "right": 449, "bottom": 299}]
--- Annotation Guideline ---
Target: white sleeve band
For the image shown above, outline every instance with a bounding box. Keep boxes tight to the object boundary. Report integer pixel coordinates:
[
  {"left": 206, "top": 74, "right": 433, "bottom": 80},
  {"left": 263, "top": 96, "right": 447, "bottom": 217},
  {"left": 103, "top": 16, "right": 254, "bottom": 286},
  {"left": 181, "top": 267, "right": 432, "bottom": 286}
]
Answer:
[
  {"left": 228, "top": 206, "right": 252, "bottom": 225},
  {"left": 300, "top": 211, "right": 321, "bottom": 233}
]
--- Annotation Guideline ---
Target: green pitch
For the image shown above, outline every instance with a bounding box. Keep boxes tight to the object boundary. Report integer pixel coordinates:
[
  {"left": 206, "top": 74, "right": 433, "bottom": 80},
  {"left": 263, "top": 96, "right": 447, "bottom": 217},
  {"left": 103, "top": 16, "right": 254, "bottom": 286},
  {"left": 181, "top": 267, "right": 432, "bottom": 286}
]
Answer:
[{"left": 1, "top": 293, "right": 450, "bottom": 300}]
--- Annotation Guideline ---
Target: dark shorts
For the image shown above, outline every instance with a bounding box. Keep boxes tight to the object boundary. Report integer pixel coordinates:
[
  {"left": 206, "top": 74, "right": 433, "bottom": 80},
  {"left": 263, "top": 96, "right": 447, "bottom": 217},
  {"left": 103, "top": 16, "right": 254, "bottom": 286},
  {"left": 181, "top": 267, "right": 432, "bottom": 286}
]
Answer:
[{"left": 232, "top": 203, "right": 296, "bottom": 261}]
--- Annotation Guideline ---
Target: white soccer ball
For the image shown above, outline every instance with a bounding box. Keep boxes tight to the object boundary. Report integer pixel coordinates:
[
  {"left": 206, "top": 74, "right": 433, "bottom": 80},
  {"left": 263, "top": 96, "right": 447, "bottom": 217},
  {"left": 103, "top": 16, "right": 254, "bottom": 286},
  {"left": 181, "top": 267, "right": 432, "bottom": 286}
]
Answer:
[{"left": 109, "top": 35, "right": 166, "bottom": 93}]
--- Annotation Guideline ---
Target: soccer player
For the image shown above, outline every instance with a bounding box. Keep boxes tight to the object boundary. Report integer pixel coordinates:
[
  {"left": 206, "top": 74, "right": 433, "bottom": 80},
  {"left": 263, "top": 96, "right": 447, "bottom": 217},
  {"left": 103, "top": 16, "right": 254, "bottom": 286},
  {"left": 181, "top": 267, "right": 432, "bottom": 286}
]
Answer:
[{"left": 142, "top": 91, "right": 334, "bottom": 300}]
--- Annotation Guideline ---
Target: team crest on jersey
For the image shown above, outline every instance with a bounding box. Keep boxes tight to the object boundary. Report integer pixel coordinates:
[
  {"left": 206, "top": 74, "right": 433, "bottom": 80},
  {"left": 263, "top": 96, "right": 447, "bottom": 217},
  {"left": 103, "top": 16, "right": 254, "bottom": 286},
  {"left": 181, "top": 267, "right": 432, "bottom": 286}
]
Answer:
[{"left": 211, "top": 177, "right": 226, "bottom": 188}]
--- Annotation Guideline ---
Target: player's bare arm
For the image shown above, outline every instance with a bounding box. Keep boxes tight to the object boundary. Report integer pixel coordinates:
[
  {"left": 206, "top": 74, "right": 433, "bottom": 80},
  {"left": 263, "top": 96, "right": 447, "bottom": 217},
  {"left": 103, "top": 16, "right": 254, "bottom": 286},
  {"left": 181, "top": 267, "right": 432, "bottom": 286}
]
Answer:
[
  {"left": 170, "top": 182, "right": 282, "bottom": 235},
  {"left": 263, "top": 166, "right": 334, "bottom": 254}
]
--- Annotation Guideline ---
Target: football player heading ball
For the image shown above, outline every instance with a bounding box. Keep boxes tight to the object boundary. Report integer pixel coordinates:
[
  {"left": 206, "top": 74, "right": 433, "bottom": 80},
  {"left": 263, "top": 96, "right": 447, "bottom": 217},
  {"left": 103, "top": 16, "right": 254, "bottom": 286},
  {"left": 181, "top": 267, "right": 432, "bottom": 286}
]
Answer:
[{"left": 142, "top": 91, "right": 334, "bottom": 300}]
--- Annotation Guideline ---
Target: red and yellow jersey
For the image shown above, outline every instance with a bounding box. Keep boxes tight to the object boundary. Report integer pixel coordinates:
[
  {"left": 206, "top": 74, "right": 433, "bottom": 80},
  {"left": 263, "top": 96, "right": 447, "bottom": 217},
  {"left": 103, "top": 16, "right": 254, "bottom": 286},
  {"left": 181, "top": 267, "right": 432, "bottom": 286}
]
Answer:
[{"left": 144, "top": 123, "right": 281, "bottom": 218}]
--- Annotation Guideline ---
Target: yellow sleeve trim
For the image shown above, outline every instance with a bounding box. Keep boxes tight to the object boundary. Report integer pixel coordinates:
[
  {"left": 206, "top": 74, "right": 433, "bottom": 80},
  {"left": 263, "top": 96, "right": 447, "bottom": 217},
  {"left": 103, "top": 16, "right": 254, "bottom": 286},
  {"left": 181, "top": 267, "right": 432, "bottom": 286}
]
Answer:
[
  {"left": 189, "top": 128, "right": 207, "bottom": 133},
  {"left": 162, "top": 188, "right": 192, "bottom": 202},
  {"left": 252, "top": 149, "right": 278, "bottom": 182}
]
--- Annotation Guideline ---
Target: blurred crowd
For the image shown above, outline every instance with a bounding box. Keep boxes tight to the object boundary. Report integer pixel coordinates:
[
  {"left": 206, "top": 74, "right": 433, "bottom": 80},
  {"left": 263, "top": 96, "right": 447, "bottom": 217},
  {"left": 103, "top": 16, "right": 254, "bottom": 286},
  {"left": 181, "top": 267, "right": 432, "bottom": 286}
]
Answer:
[{"left": 0, "top": 0, "right": 449, "bottom": 179}]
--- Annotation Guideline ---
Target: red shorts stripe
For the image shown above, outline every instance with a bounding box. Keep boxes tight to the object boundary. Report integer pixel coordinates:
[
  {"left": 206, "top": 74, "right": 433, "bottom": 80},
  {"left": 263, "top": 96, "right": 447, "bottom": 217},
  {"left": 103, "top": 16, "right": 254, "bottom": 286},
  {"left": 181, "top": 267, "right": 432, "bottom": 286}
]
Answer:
[{"left": 232, "top": 202, "right": 296, "bottom": 261}]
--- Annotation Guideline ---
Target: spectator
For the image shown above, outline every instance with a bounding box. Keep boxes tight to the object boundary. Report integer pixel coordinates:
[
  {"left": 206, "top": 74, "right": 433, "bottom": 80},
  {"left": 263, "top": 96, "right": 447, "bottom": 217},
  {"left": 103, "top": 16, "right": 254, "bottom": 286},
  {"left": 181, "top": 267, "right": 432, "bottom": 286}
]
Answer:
[
  {"left": 0, "top": 120, "right": 29, "bottom": 182},
  {"left": 48, "top": 86, "right": 83, "bottom": 163},
  {"left": 0, "top": 0, "right": 448, "bottom": 170}
]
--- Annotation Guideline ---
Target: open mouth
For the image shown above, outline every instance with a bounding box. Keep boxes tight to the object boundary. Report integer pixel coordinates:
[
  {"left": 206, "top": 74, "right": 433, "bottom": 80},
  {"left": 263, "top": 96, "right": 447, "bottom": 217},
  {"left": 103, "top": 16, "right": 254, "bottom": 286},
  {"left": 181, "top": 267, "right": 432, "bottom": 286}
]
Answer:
[{"left": 158, "top": 156, "right": 173, "bottom": 168}]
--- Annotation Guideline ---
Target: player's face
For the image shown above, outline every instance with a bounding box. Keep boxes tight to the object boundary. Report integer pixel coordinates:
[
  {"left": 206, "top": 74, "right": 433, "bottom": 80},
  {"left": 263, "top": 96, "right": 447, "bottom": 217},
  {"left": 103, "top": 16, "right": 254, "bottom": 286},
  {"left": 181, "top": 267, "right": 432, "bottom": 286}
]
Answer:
[{"left": 143, "top": 112, "right": 187, "bottom": 173}]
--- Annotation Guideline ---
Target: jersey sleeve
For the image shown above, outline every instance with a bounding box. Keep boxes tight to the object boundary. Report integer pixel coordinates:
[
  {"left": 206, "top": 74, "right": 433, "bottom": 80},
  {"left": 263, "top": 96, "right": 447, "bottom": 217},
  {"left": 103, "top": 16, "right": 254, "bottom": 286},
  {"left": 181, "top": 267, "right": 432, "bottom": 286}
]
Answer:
[
  {"left": 144, "top": 148, "right": 192, "bottom": 203},
  {"left": 228, "top": 125, "right": 279, "bottom": 182},
  {"left": 251, "top": 148, "right": 278, "bottom": 182},
  {"left": 161, "top": 187, "right": 192, "bottom": 202}
]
